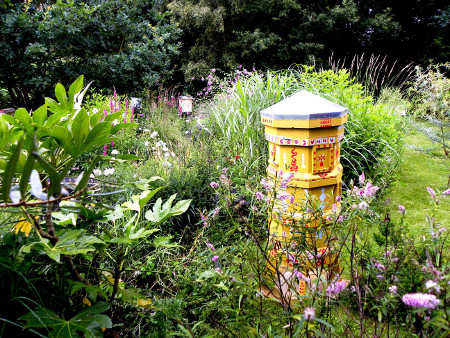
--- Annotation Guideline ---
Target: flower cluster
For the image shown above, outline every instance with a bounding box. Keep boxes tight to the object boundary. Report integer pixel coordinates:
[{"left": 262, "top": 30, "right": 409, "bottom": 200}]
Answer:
[
  {"left": 402, "top": 293, "right": 440, "bottom": 309},
  {"left": 326, "top": 279, "right": 348, "bottom": 296}
]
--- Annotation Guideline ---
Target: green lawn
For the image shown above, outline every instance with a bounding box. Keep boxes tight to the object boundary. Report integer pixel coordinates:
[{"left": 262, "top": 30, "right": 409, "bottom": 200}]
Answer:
[{"left": 384, "top": 119, "right": 449, "bottom": 236}]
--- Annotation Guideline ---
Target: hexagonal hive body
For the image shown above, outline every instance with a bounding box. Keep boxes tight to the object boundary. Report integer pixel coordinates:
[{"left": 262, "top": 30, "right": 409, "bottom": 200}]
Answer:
[{"left": 260, "top": 90, "right": 348, "bottom": 297}]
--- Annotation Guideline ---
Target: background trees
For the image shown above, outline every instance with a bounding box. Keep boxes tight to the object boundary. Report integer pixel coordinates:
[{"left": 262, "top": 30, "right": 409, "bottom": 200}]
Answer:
[{"left": 0, "top": 0, "right": 180, "bottom": 108}]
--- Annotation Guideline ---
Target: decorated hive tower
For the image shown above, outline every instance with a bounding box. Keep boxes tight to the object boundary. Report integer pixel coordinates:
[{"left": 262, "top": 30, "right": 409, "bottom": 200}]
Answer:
[{"left": 260, "top": 90, "right": 348, "bottom": 298}]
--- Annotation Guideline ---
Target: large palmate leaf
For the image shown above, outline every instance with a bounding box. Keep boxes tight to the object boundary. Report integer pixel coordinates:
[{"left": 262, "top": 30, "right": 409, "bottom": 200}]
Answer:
[
  {"left": 19, "top": 302, "right": 112, "bottom": 337},
  {"left": 21, "top": 230, "right": 104, "bottom": 262},
  {"left": 144, "top": 194, "right": 191, "bottom": 226}
]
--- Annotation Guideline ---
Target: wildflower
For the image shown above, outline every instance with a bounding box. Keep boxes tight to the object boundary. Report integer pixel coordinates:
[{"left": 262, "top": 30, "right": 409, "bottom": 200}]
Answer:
[
  {"left": 358, "top": 201, "right": 369, "bottom": 210},
  {"left": 221, "top": 167, "right": 228, "bottom": 174},
  {"left": 210, "top": 180, "right": 218, "bottom": 190},
  {"left": 261, "top": 178, "right": 271, "bottom": 190},
  {"left": 171, "top": 152, "right": 175, "bottom": 157},
  {"left": 399, "top": 204, "right": 406, "bottom": 214},
  {"left": 211, "top": 68, "right": 216, "bottom": 73},
  {"left": 212, "top": 207, "right": 220, "bottom": 218},
  {"left": 219, "top": 174, "right": 229, "bottom": 185},
  {"left": 425, "top": 280, "right": 440, "bottom": 293},
  {"left": 389, "top": 285, "right": 397, "bottom": 294},
  {"left": 402, "top": 293, "right": 440, "bottom": 309},
  {"left": 200, "top": 213, "right": 208, "bottom": 226},
  {"left": 442, "top": 188, "right": 450, "bottom": 196},
  {"left": 150, "top": 131, "right": 158, "bottom": 138},
  {"left": 326, "top": 280, "right": 347, "bottom": 296},
  {"left": 144, "top": 141, "right": 150, "bottom": 147},
  {"left": 143, "top": 128, "right": 150, "bottom": 133},
  {"left": 304, "top": 307, "right": 315, "bottom": 321},
  {"left": 337, "top": 215, "right": 344, "bottom": 223},
  {"left": 13, "top": 217, "right": 34, "bottom": 237},
  {"left": 362, "top": 182, "right": 379, "bottom": 198},
  {"left": 207, "top": 81, "right": 213, "bottom": 86},
  {"left": 212, "top": 255, "right": 219, "bottom": 261},
  {"left": 205, "top": 240, "right": 215, "bottom": 251},
  {"left": 93, "top": 169, "right": 102, "bottom": 176},
  {"left": 215, "top": 267, "right": 223, "bottom": 274},
  {"left": 359, "top": 172, "right": 365, "bottom": 185},
  {"left": 255, "top": 191, "right": 264, "bottom": 200},
  {"left": 332, "top": 203, "right": 338, "bottom": 213},
  {"left": 336, "top": 195, "right": 341, "bottom": 202},
  {"left": 374, "top": 262, "right": 386, "bottom": 271},
  {"left": 111, "top": 149, "right": 119, "bottom": 155},
  {"left": 427, "top": 187, "right": 436, "bottom": 198}
]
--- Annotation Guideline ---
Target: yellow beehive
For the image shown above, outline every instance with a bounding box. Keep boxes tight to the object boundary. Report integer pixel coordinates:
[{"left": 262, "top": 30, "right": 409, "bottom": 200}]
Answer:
[{"left": 260, "top": 90, "right": 348, "bottom": 297}]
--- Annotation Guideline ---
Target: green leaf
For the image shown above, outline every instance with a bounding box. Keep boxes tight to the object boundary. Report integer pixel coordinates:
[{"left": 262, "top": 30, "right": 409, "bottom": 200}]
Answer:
[
  {"left": 51, "top": 126, "right": 74, "bottom": 156},
  {"left": 2, "top": 135, "right": 24, "bottom": 202},
  {"left": 14, "top": 108, "right": 31, "bottom": 126},
  {"left": 32, "top": 104, "right": 48, "bottom": 125},
  {"left": 71, "top": 109, "right": 90, "bottom": 146},
  {"left": 19, "top": 133, "right": 37, "bottom": 198},
  {"left": 44, "top": 230, "right": 104, "bottom": 263},
  {"left": 74, "top": 155, "right": 101, "bottom": 192},
  {"left": 117, "top": 154, "right": 140, "bottom": 161},
  {"left": 19, "top": 302, "right": 112, "bottom": 338},
  {"left": 144, "top": 195, "right": 191, "bottom": 226},
  {"left": 55, "top": 83, "right": 68, "bottom": 108},
  {"left": 68, "top": 75, "right": 84, "bottom": 103}
]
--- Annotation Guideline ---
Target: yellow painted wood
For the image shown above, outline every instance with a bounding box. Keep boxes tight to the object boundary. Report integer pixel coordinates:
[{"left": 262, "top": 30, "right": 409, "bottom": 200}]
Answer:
[{"left": 261, "top": 90, "right": 348, "bottom": 298}]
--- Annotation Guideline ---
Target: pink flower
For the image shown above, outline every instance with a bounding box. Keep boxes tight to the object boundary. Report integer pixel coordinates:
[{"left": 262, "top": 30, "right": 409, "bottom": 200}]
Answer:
[
  {"left": 336, "top": 195, "right": 341, "bottom": 202},
  {"left": 212, "top": 207, "right": 220, "bottom": 218},
  {"left": 399, "top": 204, "right": 406, "bottom": 214},
  {"left": 210, "top": 181, "right": 219, "bottom": 189},
  {"left": 212, "top": 255, "right": 219, "bottom": 261},
  {"left": 402, "top": 293, "right": 440, "bottom": 309},
  {"left": 427, "top": 187, "right": 436, "bottom": 198},
  {"left": 255, "top": 191, "right": 264, "bottom": 200},
  {"left": 304, "top": 307, "right": 315, "bottom": 321},
  {"left": 211, "top": 68, "right": 216, "bottom": 73},
  {"left": 205, "top": 240, "right": 215, "bottom": 251},
  {"left": 326, "top": 279, "right": 347, "bottom": 296},
  {"left": 359, "top": 172, "right": 365, "bottom": 185},
  {"left": 332, "top": 203, "right": 338, "bottom": 213},
  {"left": 442, "top": 188, "right": 450, "bottom": 196}
]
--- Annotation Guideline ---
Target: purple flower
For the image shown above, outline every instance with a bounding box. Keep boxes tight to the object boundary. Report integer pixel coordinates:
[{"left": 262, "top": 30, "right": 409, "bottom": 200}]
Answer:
[
  {"left": 261, "top": 178, "right": 271, "bottom": 191},
  {"left": 402, "top": 293, "right": 440, "bottom": 309},
  {"left": 374, "top": 262, "right": 386, "bottom": 271},
  {"left": 442, "top": 188, "right": 450, "bottom": 196},
  {"left": 425, "top": 280, "right": 440, "bottom": 293},
  {"left": 427, "top": 187, "right": 436, "bottom": 198},
  {"left": 326, "top": 280, "right": 347, "bottom": 296},
  {"left": 358, "top": 201, "right": 369, "bottom": 210},
  {"left": 399, "top": 204, "right": 406, "bottom": 214},
  {"left": 304, "top": 307, "right": 315, "bottom": 321},
  {"left": 205, "top": 240, "right": 215, "bottom": 251},
  {"left": 359, "top": 172, "right": 365, "bottom": 185},
  {"left": 255, "top": 191, "right": 264, "bottom": 200},
  {"left": 336, "top": 195, "right": 341, "bottom": 202},
  {"left": 211, "top": 68, "right": 216, "bottom": 73},
  {"left": 210, "top": 181, "right": 219, "bottom": 189},
  {"left": 219, "top": 174, "right": 229, "bottom": 185},
  {"left": 362, "top": 182, "right": 379, "bottom": 197},
  {"left": 212, "top": 207, "right": 220, "bottom": 218},
  {"left": 332, "top": 203, "right": 338, "bottom": 213},
  {"left": 212, "top": 255, "right": 219, "bottom": 261}
]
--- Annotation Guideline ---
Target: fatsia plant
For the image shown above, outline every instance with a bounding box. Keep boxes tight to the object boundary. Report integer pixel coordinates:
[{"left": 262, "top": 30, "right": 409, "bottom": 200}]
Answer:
[{"left": 0, "top": 77, "right": 191, "bottom": 336}]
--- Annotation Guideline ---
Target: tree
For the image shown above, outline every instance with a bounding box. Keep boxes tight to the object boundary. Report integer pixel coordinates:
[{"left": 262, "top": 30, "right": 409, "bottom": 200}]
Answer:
[{"left": 0, "top": 0, "right": 181, "bottom": 108}]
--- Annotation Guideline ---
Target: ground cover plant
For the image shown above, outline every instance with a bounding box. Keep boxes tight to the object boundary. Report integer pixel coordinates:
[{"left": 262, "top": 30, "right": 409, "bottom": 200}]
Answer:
[{"left": 0, "top": 63, "right": 449, "bottom": 337}]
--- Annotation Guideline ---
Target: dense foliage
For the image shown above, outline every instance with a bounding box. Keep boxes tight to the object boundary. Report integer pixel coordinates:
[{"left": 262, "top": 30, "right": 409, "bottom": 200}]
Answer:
[
  {"left": 166, "top": 0, "right": 450, "bottom": 81},
  {"left": 0, "top": 0, "right": 180, "bottom": 108}
]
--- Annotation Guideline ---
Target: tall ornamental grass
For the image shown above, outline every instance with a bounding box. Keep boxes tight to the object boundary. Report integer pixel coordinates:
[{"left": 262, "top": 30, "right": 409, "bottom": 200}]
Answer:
[{"left": 206, "top": 67, "right": 404, "bottom": 186}]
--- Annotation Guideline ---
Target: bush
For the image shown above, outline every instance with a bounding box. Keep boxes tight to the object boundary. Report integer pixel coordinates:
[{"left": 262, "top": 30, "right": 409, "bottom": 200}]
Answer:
[{"left": 205, "top": 66, "right": 404, "bottom": 187}]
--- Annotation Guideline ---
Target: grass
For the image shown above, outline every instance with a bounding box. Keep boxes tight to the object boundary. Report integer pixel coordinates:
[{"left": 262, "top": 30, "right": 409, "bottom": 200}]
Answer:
[{"left": 382, "top": 119, "right": 450, "bottom": 235}]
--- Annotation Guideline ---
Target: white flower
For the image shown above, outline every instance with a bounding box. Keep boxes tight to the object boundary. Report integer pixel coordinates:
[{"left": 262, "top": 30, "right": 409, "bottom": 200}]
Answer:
[
  {"left": 103, "top": 168, "right": 115, "bottom": 176},
  {"left": 164, "top": 152, "right": 170, "bottom": 157},
  {"left": 111, "top": 149, "right": 119, "bottom": 155},
  {"left": 144, "top": 141, "right": 150, "bottom": 147},
  {"left": 171, "top": 152, "right": 175, "bottom": 157},
  {"left": 162, "top": 146, "right": 168, "bottom": 152},
  {"left": 150, "top": 131, "right": 158, "bottom": 139},
  {"left": 93, "top": 169, "right": 102, "bottom": 176},
  {"left": 143, "top": 128, "right": 150, "bottom": 133},
  {"left": 92, "top": 108, "right": 98, "bottom": 114}
]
